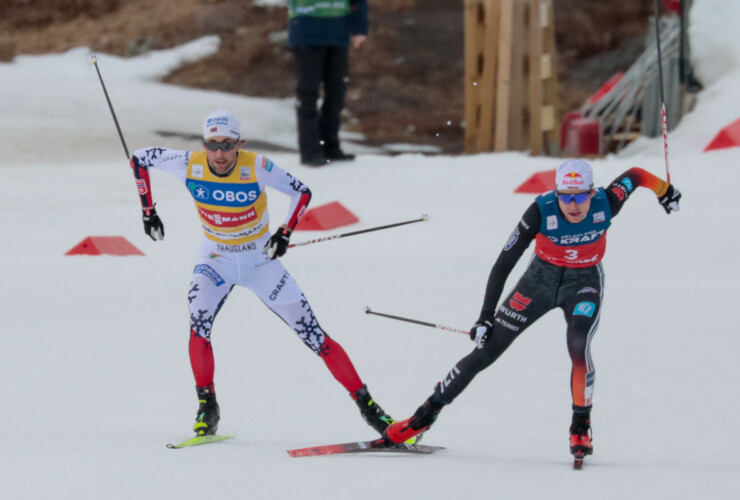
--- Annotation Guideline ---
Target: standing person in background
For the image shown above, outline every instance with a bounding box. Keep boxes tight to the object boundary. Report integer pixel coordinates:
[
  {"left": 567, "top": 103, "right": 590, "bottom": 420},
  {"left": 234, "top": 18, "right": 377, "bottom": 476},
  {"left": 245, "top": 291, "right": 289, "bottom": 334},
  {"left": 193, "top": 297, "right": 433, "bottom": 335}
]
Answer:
[
  {"left": 130, "top": 109, "right": 396, "bottom": 437},
  {"left": 383, "top": 160, "right": 681, "bottom": 464},
  {"left": 287, "top": 0, "right": 368, "bottom": 166}
]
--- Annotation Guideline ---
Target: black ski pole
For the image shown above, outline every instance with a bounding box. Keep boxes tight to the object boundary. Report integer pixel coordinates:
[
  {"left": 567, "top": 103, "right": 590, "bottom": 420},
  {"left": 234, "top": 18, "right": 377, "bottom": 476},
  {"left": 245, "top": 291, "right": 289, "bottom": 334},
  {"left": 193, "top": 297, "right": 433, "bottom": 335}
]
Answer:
[
  {"left": 90, "top": 54, "right": 130, "bottom": 160},
  {"left": 652, "top": 0, "right": 672, "bottom": 182},
  {"left": 364, "top": 307, "right": 469, "bottom": 336},
  {"left": 288, "top": 214, "right": 429, "bottom": 248}
]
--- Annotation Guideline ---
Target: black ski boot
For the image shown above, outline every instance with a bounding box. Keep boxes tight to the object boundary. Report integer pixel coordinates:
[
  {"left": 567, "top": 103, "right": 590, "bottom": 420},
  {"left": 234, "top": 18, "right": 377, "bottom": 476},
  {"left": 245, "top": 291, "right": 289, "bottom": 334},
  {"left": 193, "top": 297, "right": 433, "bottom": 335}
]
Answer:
[
  {"left": 384, "top": 396, "right": 444, "bottom": 444},
  {"left": 569, "top": 406, "right": 593, "bottom": 457},
  {"left": 194, "top": 385, "right": 220, "bottom": 436},
  {"left": 352, "top": 385, "right": 396, "bottom": 436}
]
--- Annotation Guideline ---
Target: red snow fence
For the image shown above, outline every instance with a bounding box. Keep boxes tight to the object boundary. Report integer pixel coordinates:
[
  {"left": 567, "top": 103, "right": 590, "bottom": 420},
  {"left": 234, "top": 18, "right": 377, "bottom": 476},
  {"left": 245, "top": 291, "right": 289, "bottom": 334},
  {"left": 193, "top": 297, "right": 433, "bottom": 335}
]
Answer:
[
  {"left": 65, "top": 236, "right": 144, "bottom": 256},
  {"left": 294, "top": 201, "right": 360, "bottom": 231},
  {"left": 515, "top": 169, "right": 556, "bottom": 194},
  {"left": 704, "top": 117, "right": 740, "bottom": 152}
]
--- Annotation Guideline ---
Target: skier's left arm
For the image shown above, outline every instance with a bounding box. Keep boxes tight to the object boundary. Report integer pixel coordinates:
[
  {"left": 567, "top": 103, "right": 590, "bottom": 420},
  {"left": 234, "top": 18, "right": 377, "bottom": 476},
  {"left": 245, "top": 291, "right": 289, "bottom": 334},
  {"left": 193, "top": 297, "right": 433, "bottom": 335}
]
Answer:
[
  {"left": 605, "top": 167, "right": 681, "bottom": 216},
  {"left": 258, "top": 155, "right": 312, "bottom": 259}
]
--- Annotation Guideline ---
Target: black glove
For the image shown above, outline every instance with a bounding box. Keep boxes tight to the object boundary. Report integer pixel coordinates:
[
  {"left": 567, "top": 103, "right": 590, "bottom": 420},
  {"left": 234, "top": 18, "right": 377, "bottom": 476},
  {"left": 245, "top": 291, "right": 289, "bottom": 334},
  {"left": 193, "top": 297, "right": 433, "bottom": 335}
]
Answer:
[
  {"left": 469, "top": 320, "right": 493, "bottom": 349},
  {"left": 263, "top": 227, "right": 291, "bottom": 259},
  {"left": 142, "top": 205, "right": 165, "bottom": 241},
  {"left": 658, "top": 184, "right": 681, "bottom": 214}
]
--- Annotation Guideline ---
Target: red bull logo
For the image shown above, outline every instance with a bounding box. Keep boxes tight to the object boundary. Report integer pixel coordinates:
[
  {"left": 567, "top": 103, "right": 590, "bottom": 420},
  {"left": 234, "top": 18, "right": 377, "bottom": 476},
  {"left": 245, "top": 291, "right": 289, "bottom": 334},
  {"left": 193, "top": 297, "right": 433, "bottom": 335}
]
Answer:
[{"left": 561, "top": 172, "right": 585, "bottom": 186}]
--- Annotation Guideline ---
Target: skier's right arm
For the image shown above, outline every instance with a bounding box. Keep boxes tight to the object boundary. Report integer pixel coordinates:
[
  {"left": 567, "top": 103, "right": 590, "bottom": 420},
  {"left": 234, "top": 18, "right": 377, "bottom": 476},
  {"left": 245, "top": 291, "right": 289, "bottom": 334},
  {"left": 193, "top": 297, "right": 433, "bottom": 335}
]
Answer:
[
  {"left": 129, "top": 148, "right": 188, "bottom": 242},
  {"left": 470, "top": 203, "right": 539, "bottom": 346},
  {"left": 476, "top": 202, "right": 540, "bottom": 323}
]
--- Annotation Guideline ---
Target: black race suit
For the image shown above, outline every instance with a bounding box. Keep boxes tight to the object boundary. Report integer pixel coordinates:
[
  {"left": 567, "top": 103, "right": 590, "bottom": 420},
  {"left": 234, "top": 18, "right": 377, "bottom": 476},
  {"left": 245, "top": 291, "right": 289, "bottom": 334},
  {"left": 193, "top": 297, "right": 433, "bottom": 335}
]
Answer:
[{"left": 431, "top": 168, "right": 668, "bottom": 411}]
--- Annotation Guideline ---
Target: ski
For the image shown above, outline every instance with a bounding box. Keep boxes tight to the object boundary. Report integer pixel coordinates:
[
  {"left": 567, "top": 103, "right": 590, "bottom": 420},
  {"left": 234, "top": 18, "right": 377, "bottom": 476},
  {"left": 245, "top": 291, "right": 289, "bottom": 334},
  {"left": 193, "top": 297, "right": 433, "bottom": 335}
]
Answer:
[
  {"left": 166, "top": 434, "right": 234, "bottom": 449},
  {"left": 287, "top": 438, "right": 445, "bottom": 457}
]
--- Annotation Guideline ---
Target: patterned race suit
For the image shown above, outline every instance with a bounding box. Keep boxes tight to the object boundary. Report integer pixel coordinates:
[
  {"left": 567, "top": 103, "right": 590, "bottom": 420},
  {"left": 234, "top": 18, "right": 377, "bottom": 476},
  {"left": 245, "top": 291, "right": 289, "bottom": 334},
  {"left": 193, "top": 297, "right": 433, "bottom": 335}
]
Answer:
[
  {"left": 131, "top": 147, "right": 363, "bottom": 394},
  {"left": 432, "top": 168, "right": 671, "bottom": 412}
]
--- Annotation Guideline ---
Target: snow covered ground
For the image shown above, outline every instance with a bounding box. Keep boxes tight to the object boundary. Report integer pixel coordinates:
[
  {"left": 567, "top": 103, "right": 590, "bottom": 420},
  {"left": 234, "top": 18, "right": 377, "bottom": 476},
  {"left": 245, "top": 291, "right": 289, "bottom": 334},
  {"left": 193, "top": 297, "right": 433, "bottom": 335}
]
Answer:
[{"left": 1, "top": 1, "right": 739, "bottom": 498}]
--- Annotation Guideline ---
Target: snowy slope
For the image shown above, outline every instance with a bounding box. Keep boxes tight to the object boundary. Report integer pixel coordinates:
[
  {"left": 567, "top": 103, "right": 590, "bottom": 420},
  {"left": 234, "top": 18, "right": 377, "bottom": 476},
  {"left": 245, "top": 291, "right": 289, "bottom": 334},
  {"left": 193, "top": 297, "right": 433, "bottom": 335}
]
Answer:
[{"left": 1, "top": 2, "right": 739, "bottom": 499}]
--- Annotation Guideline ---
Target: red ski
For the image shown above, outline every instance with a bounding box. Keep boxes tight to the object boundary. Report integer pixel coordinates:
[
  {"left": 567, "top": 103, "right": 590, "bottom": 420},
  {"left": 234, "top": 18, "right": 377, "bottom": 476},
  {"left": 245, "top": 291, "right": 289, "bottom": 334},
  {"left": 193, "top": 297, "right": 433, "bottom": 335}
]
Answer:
[{"left": 288, "top": 438, "right": 445, "bottom": 457}]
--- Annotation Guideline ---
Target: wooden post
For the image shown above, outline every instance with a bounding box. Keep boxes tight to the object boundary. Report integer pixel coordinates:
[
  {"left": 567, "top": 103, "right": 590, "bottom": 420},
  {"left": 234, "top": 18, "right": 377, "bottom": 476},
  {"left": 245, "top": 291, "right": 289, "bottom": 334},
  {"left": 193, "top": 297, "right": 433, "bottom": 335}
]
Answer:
[
  {"left": 494, "top": 0, "right": 514, "bottom": 152},
  {"left": 464, "top": 0, "right": 559, "bottom": 155},
  {"left": 464, "top": 0, "right": 500, "bottom": 154},
  {"left": 540, "top": 0, "right": 559, "bottom": 155},
  {"left": 528, "top": 0, "right": 543, "bottom": 155},
  {"left": 507, "top": 0, "right": 527, "bottom": 151},
  {"left": 464, "top": 0, "right": 481, "bottom": 154},
  {"left": 477, "top": 0, "right": 500, "bottom": 152}
]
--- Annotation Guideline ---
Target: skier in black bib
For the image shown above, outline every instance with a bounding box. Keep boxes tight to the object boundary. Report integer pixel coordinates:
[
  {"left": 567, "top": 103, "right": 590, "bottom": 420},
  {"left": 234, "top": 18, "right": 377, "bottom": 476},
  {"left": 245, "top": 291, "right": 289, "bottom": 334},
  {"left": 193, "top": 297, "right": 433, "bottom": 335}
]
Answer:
[{"left": 383, "top": 160, "right": 681, "bottom": 462}]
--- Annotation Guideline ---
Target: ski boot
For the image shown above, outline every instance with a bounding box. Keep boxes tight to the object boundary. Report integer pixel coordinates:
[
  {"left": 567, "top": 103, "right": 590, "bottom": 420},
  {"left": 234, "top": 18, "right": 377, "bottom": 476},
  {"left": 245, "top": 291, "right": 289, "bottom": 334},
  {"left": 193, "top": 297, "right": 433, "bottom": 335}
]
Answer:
[
  {"left": 384, "top": 395, "right": 444, "bottom": 444},
  {"left": 352, "top": 385, "right": 397, "bottom": 436},
  {"left": 193, "top": 385, "right": 220, "bottom": 436},
  {"left": 569, "top": 407, "right": 593, "bottom": 469}
]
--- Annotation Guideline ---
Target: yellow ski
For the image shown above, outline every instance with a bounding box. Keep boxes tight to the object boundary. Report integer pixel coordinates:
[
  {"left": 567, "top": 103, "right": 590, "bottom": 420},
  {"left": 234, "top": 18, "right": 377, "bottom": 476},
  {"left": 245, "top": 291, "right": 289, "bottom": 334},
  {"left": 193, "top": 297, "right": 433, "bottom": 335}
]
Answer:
[{"left": 166, "top": 434, "right": 234, "bottom": 449}]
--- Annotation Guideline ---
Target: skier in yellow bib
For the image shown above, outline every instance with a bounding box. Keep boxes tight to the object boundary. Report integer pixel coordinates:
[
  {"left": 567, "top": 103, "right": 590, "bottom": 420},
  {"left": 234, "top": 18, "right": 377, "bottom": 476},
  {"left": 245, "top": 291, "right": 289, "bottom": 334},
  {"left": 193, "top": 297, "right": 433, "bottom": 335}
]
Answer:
[{"left": 131, "top": 109, "right": 395, "bottom": 438}]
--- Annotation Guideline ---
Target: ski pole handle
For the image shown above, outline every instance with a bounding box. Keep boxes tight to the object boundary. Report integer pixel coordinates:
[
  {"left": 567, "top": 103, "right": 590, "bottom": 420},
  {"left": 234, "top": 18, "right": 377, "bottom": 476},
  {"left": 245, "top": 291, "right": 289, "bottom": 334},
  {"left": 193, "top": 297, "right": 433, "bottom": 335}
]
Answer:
[
  {"left": 365, "top": 307, "right": 469, "bottom": 336},
  {"left": 288, "top": 214, "right": 429, "bottom": 248}
]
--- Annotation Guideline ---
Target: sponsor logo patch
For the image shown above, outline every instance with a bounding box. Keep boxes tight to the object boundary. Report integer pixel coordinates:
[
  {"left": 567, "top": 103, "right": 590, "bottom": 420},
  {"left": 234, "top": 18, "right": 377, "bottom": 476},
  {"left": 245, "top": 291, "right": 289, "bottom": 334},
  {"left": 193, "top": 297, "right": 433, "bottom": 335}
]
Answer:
[
  {"left": 577, "top": 287, "right": 598, "bottom": 294},
  {"left": 611, "top": 186, "right": 626, "bottom": 201},
  {"left": 135, "top": 178, "right": 148, "bottom": 195},
  {"left": 193, "top": 264, "right": 225, "bottom": 287},
  {"left": 504, "top": 227, "right": 520, "bottom": 251},
  {"left": 191, "top": 164, "right": 204, "bottom": 179},
  {"left": 498, "top": 305, "right": 528, "bottom": 323},
  {"left": 573, "top": 301, "right": 596, "bottom": 318},
  {"left": 198, "top": 206, "right": 258, "bottom": 228},
  {"left": 547, "top": 215, "right": 558, "bottom": 230},
  {"left": 239, "top": 167, "right": 251, "bottom": 181},
  {"left": 621, "top": 177, "right": 634, "bottom": 192},
  {"left": 269, "top": 272, "right": 290, "bottom": 301},
  {"left": 494, "top": 317, "right": 521, "bottom": 332},
  {"left": 509, "top": 292, "right": 532, "bottom": 312},
  {"left": 187, "top": 180, "right": 260, "bottom": 207},
  {"left": 439, "top": 365, "right": 461, "bottom": 392},
  {"left": 593, "top": 211, "right": 605, "bottom": 223}
]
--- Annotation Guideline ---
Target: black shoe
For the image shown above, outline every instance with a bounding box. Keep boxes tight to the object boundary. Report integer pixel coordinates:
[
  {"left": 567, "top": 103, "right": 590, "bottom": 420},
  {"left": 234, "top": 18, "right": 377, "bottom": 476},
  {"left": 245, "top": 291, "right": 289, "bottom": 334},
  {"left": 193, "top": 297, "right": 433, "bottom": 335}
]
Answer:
[
  {"left": 352, "top": 385, "right": 395, "bottom": 436},
  {"left": 569, "top": 406, "right": 593, "bottom": 455},
  {"left": 194, "top": 385, "right": 220, "bottom": 436},
  {"left": 301, "top": 155, "right": 329, "bottom": 167},
  {"left": 325, "top": 149, "right": 355, "bottom": 162}
]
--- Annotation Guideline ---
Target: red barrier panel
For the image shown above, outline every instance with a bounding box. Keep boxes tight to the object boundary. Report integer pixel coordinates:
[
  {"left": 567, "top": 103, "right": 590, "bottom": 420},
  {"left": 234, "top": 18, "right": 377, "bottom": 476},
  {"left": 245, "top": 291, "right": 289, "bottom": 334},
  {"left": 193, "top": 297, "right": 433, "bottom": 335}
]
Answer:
[
  {"left": 65, "top": 236, "right": 145, "bottom": 256},
  {"left": 294, "top": 201, "right": 360, "bottom": 231},
  {"left": 515, "top": 169, "right": 556, "bottom": 194},
  {"left": 704, "top": 117, "right": 740, "bottom": 152}
]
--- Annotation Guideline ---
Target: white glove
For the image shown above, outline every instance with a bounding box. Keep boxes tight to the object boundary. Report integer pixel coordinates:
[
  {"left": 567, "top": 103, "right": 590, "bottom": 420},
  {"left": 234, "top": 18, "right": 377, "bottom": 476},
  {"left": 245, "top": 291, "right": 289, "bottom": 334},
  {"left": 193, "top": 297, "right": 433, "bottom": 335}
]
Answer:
[{"left": 470, "top": 320, "right": 493, "bottom": 349}]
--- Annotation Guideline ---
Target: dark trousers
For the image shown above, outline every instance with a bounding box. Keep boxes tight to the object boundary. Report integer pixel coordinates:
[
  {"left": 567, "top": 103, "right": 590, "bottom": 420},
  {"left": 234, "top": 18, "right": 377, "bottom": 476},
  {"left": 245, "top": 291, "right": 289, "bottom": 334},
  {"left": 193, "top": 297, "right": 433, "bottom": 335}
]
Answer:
[
  {"left": 434, "top": 258, "right": 604, "bottom": 409},
  {"left": 293, "top": 46, "right": 349, "bottom": 161}
]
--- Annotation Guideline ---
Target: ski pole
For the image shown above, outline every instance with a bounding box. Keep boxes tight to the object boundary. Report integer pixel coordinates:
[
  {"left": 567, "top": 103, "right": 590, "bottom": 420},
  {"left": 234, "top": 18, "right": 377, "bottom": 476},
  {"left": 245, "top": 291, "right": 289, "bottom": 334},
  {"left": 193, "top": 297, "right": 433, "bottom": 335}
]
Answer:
[
  {"left": 364, "top": 307, "right": 469, "bottom": 336},
  {"left": 652, "top": 0, "right": 671, "bottom": 183},
  {"left": 288, "top": 214, "right": 429, "bottom": 248},
  {"left": 90, "top": 54, "right": 130, "bottom": 160}
]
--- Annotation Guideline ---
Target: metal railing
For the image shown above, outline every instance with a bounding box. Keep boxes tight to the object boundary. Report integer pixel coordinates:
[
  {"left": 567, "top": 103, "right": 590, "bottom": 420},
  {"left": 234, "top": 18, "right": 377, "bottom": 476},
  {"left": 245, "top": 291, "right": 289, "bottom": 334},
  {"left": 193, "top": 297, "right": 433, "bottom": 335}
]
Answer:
[{"left": 580, "top": 15, "right": 681, "bottom": 153}]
